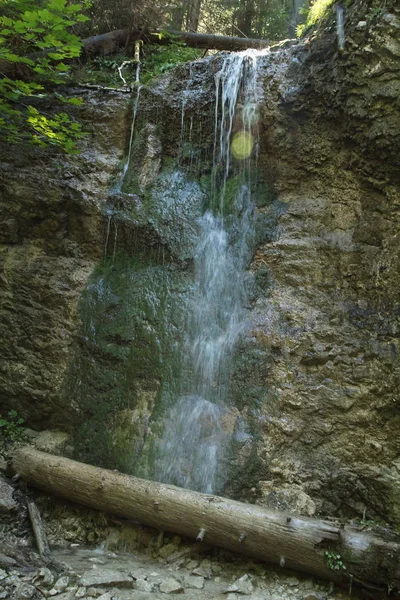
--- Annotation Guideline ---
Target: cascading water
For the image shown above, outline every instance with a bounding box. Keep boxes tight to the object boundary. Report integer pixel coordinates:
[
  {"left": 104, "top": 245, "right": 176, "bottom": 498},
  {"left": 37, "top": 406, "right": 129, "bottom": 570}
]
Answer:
[
  {"left": 115, "top": 85, "right": 142, "bottom": 194},
  {"left": 153, "top": 51, "right": 266, "bottom": 493}
]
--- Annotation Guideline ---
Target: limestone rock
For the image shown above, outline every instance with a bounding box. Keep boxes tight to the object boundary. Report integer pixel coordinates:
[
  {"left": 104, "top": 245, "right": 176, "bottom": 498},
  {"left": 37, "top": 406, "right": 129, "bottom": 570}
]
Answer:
[
  {"left": 0, "top": 479, "right": 17, "bottom": 513},
  {"left": 192, "top": 559, "right": 212, "bottom": 579},
  {"left": 54, "top": 575, "right": 69, "bottom": 592},
  {"left": 258, "top": 482, "right": 316, "bottom": 517},
  {"left": 30, "top": 430, "right": 70, "bottom": 454},
  {"left": 225, "top": 574, "right": 254, "bottom": 595},
  {"left": 0, "top": 554, "right": 17, "bottom": 568},
  {"left": 80, "top": 571, "right": 133, "bottom": 588},
  {"left": 34, "top": 567, "right": 55, "bottom": 587},
  {"left": 14, "top": 583, "right": 36, "bottom": 599},
  {"left": 134, "top": 578, "right": 156, "bottom": 592},
  {"left": 88, "top": 557, "right": 106, "bottom": 565},
  {"left": 185, "top": 575, "right": 204, "bottom": 589},
  {"left": 86, "top": 588, "right": 104, "bottom": 597},
  {"left": 158, "top": 543, "right": 179, "bottom": 559},
  {"left": 0, "top": 6, "right": 399, "bottom": 528},
  {"left": 284, "top": 576, "right": 300, "bottom": 586},
  {"left": 159, "top": 578, "right": 184, "bottom": 594},
  {"left": 50, "top": 593, "right": 76, "bottom": 600}
]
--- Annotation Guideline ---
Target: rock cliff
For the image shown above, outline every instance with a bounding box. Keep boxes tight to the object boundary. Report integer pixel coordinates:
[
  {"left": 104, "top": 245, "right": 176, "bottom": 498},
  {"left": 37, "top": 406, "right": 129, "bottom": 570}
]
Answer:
[{"left": 0, "top": 0, "right": 399, "bottom": 525}]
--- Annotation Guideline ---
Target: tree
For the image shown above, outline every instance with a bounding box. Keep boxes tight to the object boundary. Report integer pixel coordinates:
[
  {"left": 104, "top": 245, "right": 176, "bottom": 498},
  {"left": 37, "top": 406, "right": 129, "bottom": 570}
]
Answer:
[
  {"left": 0, "top": 0, "right": 90, "bottom": 153},
  {"left": 198, "top": 0, "right": 295, "bottom": 42},
  {"left": 186, "top": 0, "right": 203, "bottom": 31},
  {"left": 236, "top": 0, "right": 256, "bottom": 36}
]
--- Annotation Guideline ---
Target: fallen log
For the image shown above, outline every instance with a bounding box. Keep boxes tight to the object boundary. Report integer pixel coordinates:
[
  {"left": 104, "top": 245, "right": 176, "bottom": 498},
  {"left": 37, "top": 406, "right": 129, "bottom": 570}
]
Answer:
[
  {"left": 12, "top": 447, "right": 400, "bottom": 595},
  {"left": 81, "top": 28, "right": 270, "bottom": 58}
]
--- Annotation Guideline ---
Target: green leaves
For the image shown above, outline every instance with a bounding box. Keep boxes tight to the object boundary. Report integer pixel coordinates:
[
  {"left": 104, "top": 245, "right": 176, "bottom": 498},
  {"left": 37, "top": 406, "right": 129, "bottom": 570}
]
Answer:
[
  {"left": 0, "top": 0, "right": 90, "bottom": 153},
  {"left": 0, "top": 410, "right": 25, "bottom": 444}
]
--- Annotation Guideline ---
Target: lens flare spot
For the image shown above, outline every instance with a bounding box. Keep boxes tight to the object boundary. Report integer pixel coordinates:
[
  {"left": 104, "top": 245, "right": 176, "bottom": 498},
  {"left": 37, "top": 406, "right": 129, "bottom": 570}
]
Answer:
[{"left": 231, "top": 132, "right": 254, "bottom": 160}]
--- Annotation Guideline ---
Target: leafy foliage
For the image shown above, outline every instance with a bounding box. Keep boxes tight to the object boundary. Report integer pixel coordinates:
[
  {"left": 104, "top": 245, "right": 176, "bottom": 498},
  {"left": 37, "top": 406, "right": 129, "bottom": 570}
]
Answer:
[
  {"left": 297, "top": 0, "right": 335, "bottom": 36},
  {"left": 141, "top": 44, "right": 202, "bottom": 84},
  {"left": 0, "top": 410, "right": 25, "bottom": 443},
  {"left": 0, "top": 0, "right": 90, "bottom": 153},
  {"left": 71, "top": 44, "right": 202, "bottom": 88},
  {"left": 325, "top": 551, "right": 347, "bottom": 571}
]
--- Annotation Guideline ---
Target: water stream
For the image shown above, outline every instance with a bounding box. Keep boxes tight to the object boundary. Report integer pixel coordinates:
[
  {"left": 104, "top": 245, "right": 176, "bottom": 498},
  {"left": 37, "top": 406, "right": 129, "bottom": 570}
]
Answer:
[{"left": 152, "top": 51, "right": 266, "bottom": 493}]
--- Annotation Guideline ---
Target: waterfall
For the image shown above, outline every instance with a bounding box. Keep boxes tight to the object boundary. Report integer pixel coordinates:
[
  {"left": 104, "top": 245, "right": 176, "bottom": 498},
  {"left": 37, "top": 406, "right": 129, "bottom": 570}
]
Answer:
[{"left": 153, "top": 51, "right": 266, "bottom": 494}]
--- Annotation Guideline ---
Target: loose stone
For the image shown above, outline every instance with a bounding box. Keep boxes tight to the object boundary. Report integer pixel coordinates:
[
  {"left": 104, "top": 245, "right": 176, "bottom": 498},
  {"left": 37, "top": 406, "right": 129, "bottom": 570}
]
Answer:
[
  {"left": 0, "top": 480, "right": 18, "bottom": 513},
  {"left": 14, "top": 583, "right": 36, "bottom": 600},
  {"left": 225, "top": 574, "right": 254, "bottom": 595},
  {"left": 54, "top": 575, "right": 69, "bottom": 592},
  {"left": 159, "top": 578, "right": 184, "bottom": 594},
  {"left": 0, "top": 554, "right": 17, "bottom": 568},
  {"left": 285, "top": 576, "right": 300, "bottom": 587},
  {"left": 80, "top": 571, "right": 133, "bottom": 588},
  {"left": 134, "top": 578, "right": 156, "bottom": 592},
  {"left": 34, "top": 567, "right": 55, "bottom": 587},
  {"left": 89, "top": 558, "right": 106, "bottom": 565},
  {"left": 185, "top": 575, "right": 205, "bottom": 589}
]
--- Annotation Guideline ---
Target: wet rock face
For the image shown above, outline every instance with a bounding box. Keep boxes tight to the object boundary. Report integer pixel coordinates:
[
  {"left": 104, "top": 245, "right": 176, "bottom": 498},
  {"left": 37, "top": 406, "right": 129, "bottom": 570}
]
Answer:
[
  {"left": 229, "top": 5, "right": 400, "bottom": 522},
  {"left": 0, "top": 2, "right": 399, "bottom": 524},
  {"left": 0, "top": 92, "right": 132, "bottom": 428}
]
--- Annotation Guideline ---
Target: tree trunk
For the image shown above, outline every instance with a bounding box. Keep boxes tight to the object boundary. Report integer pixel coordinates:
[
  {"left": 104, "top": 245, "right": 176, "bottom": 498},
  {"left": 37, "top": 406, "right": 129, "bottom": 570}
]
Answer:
[
  {"left": 186, "top": 0, "right": 203, "bottom": 32},
  {"left": 170, "top": 7, "right": 185, "bottom": 30},
  {"left": 236, "top": 0, "right": 256, "bottom": 38},
  {"left": 289, "top": 0, "right": 307, "bottom": 36},
  {"left": 12, "top": 447, "right": 400, "bottom": 596}
]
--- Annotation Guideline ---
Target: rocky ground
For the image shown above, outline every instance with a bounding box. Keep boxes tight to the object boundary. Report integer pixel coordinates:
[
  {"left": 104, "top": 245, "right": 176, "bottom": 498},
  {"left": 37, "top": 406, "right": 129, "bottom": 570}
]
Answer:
[{"left": 0, "top": 537, "right": 357, "bottom": 600}]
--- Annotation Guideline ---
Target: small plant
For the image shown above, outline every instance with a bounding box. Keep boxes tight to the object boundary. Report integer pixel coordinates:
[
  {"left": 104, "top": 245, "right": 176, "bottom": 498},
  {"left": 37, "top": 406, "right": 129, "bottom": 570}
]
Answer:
[
  {"left": 0, "top": 410, "right": 25, "bottom": 443},
  {"left": 366, "top": 4, "right": 386, "bottom": 23},
  {"left": 325, "top": 551, "right": 347, "bottom": 571},
  {"left": 141, "top": 44, "right": 202, "bottom": 84}
]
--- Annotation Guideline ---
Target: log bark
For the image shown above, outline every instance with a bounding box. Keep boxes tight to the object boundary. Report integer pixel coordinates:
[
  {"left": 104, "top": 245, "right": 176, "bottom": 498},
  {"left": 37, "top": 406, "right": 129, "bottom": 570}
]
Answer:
[
  {"left": 27, "top": 501, "right": 51, "bottom": 560},
  {"left": 12, "top": 447, "right": 400, "bottom": 595},
  {"left": 81, "top": 29, "right": 270, "bottom": 59}
]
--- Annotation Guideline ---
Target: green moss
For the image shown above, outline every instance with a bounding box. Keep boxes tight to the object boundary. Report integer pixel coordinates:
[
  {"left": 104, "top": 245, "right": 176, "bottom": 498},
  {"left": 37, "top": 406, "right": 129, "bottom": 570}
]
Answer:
[{"left": 64, "top": 251, "right": 191, "bottom": 472}]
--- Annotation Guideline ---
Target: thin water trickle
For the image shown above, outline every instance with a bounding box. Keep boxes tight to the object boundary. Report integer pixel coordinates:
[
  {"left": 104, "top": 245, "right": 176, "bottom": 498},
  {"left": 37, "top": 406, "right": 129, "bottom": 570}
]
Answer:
[
  {"left": 115, "top": 86, "right": 142, "bottom": 193},
  {"left": 104, "top": 213, "right": 112, "bottom": 258},
  {"left": 154, "top": 50, "right": 267, "bottom": 493},
  {"left": 336, "top": 4, "right": 345, "bottom": 51}
]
